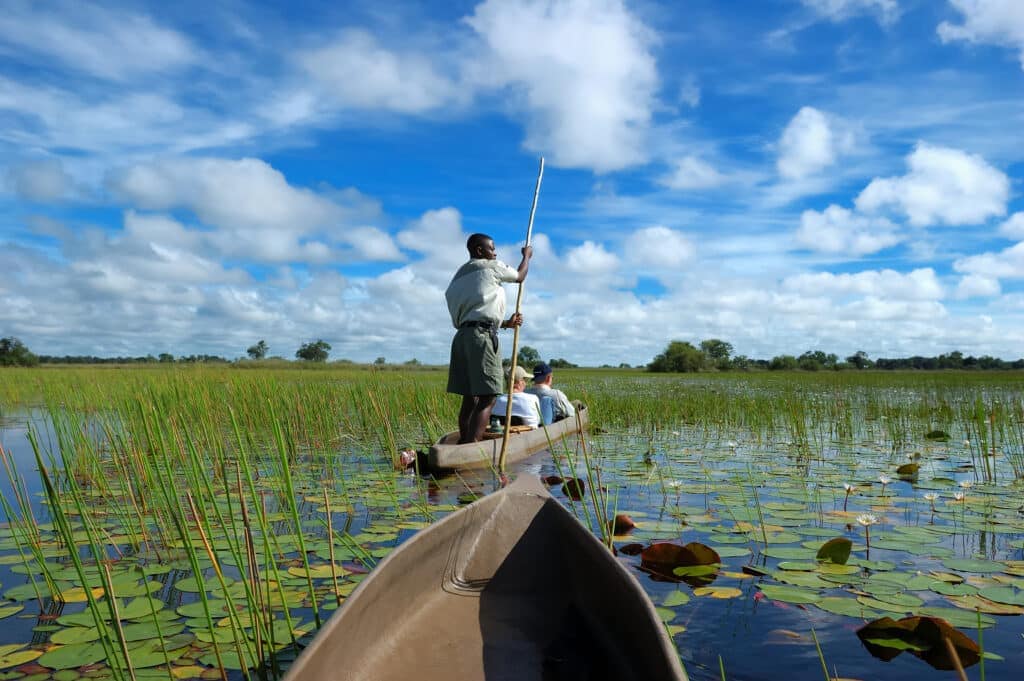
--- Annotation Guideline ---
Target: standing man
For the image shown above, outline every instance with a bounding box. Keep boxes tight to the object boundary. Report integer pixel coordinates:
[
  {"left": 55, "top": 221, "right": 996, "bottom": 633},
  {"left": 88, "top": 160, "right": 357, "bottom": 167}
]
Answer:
[
  {"left": 526, "top": 362, "right": 576, "bottom": 422},
  {"left": 446, "top": 233, "right": 533, "bottom": 443}
]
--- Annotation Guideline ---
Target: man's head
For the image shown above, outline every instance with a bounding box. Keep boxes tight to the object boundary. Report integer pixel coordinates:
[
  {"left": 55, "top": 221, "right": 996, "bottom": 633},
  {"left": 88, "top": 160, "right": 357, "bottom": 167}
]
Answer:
[
  {"left": 467, "top": 233, "right": 497, "bottom": 260},
  {"left": 508, "top": 365, "right": 530, "bottom": 391},
  {"left": 532, "top": 362, "right": 553, "bottom": 385}
]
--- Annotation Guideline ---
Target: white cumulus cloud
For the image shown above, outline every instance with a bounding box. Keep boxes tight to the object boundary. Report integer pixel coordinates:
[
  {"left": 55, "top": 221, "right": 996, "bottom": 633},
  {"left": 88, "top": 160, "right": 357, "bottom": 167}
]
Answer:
[
  {"left": 955, "top": 274, "right": 1001, "bottom": 299},
  {"left": 659, "top": 156, "right": 726, "bottom": 190},
  {"left": 464, "top": 0, "right": 658, "bottom": 172},
  {"left": 795, "top": 204, "right": 902, "bottom": 255},
  {"left": 954, "top": 241, "right": 1024, "bottom": 278},
  {"left": 299, "top": 29, "right": 461, "bottom": 113},
  {"left": 938, "top": 0, "right": 1024, "bottom": 71},
  {"left": 782, "top": 268, "right": 944, "bottom": 301},
  {"left": 801, "top": 0, "right": 901, "bottom": 25},
  {"left": 777, "top": 107, "right": 855, "bottom": 179},
  {"left": 623, "top": 226, "right": 695, "bottom": 268},
  {"left": 855, "top": 143, "right": 1008, "bottom": 226},
  {"left": 999, "top": 212, "right": 1024, "bottom": 238},
  {"left": 6, "top": 159, "right": 72, "bottom": 201},
  {"left": 565, "top": 240, "right": 619, "bottom": 273},
  {"left": 0, "top": 0, "right": 195, "bottom": 81}
]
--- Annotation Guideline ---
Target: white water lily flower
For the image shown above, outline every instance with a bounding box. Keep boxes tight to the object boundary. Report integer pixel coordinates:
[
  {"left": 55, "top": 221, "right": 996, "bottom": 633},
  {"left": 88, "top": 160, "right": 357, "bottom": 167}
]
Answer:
[
  {"left": 727, "top": 440, "right": 738, "bottom": 448},
  {"left": 958, "top": 480, "right": 973, "bottom": 489},
  {"left": 843, "top": 483, "right": 856, "bottom": 492},
  {"left": 964, "top": 439, "right": 971, "bottom": 446},
  {"left": 954, "top": 492, "right": 966, "bottom": 502},
  {"left": 856, "top": 514, "right": 879, "bottom": 527},
  {"left": 878, "top": 475, "right": 891, "bottom": 485},
  {"left": 923, "top": 493, "right": 939, "bottom": 501}
]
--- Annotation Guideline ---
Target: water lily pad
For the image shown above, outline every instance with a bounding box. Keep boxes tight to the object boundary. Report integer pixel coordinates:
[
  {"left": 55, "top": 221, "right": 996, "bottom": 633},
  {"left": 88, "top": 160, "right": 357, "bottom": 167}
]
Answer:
[
  {"left": 871, "top": 591, "right": 924, "bottom": 608},
  {"left": 762, "top": 547, "right": 817, "bottom": 560},
  {"left": 0, "top": 605, "right": 24, "bottom": 620},
  {"left": 287, "top": 564, "right": 350, "bottom": 580},
  {"left": 0, "top": 643, "right": 43, "bottom": 669},
  {"left": 917, "top": 606, "right": 995, "bottom": 629},
  {"left": 173, "top": 574, "right": 235, "bottom": 593},
  {"left": 663, "top": 590, "right": 691, "bottom": 607},
  {"left": 978, "top": 585, "right": 1024, "bottom": 606},
  {"left": 818, "top": 563, "right": 860, "bottom": 575},
  {"left": 655, "top": 607, "right": 674, "bottom": 623},
  {"left": 693, "top": 586, "right": 742, "bottom": 599},
  {"left": 942, "top": 558, "right": 1004, "bottom": 573},
  {"left": 773, "top": 571, "right": 833, "bottom": 589},
  {"left": 758, "top": 584, "right": 821, "bottom": 604},
  {"left": 706, "top": 545, "right": 749, "bottom": 558},
  {"left": 816, "top": 537, "right": 852, "bottom": 565},
  {"left": 855, "top": 596, "right": 908, "bottom": 616},
  {"left": 929, "top": 581, "right": 978, "bottom": 597},
  {"left": 946, "top": 594, "right": 1024, "bottom": 615},
  {"left": 50, "top": 626, "right": 104, "bottom": 645},
  {"left": 38, "top": 642, "right": 107, "bottom": 670},
  {"left": 856, "top": 616, "right": 980, "bottom": 671},
  {"left": 815, "top": 596, "right": 880, "bottom": 619}
]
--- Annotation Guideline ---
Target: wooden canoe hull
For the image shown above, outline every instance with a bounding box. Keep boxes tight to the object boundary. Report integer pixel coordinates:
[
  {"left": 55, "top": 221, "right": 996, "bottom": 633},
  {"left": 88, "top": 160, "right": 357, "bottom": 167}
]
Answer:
[
  {"left": 283, "top": 475, "right": 687, "bottom": 681},
  {"left": 427, "top": 402, "right": 588, "bottom": 471}
]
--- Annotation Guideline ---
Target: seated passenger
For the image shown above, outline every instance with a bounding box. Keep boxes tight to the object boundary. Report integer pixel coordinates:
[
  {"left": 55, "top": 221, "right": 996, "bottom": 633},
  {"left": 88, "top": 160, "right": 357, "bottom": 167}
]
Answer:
[
  {"left": 492, "top": 365, "right": 541, "bottom": 428},
  {"left": 525, "top": 362, "right": 576, "bottom": 422}
]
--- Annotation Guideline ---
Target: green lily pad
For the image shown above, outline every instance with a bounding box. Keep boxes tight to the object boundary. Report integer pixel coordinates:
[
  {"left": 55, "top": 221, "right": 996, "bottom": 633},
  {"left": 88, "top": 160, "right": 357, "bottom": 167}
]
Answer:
[
  {"left": 916, "top": 607, "right": 996, "bottom": 629},
  {"left": 0, "top": 643, "right": 43, "bottom": 669},
  {"left": 173, "top": 574, "right": 234, "bottom": 593},
  {"left": 655, "top": 607, "right": 675, "bottom": 623},
  {"left": 762, "top": 547, "right": 817, "bottom": 560},
  {"left": 759, "top": 584, "right": 821, "bottom": 604},
  {"left": 942, "top": 558, "right": 1004, "bottom": 573},
  {"left": 856, "top": 596, "right": 911, "bottom": 614},
  {"left": 706, "top": 545, "right": 750, "bottom": 558},
  {"left": 663, "top": 590, "right": 691, "bottom": 607},
  {"left": 815, "top": 596, "right": 880, "bottom": 619},
  {"left": 978, "top": 586, "right": 1024, "bottom": 606},
  {"left": 38, "top": 642, "right": 107, "bottom": 670},
  {"left": 0, "top": 605, "right": 24, "bottom": 620},
  {"left": 816, "top": 537, "right": 852, "bottom": 565},
  {"left": 929, "top": 581, "right": 978, "bottom": 597}
]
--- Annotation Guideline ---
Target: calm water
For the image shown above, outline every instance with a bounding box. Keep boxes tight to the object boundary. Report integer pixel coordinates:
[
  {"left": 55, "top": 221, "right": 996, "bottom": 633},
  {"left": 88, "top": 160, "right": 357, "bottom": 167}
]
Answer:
[{"left": 1, "top": 406, "right": 1022, "bottom": 680}]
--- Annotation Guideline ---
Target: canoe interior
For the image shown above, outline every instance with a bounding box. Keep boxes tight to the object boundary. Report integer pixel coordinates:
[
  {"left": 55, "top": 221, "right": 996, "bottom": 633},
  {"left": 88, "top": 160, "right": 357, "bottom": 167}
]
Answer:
[{"left": 284, "top": 475, "right": 686, "bottom": 681}]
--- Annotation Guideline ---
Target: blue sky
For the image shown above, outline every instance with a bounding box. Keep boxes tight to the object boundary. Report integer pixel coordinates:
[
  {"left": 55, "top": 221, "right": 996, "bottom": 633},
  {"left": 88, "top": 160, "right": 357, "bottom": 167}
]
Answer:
[{"left": 2, "top": 0, "right": 1024, "bottom": 365}]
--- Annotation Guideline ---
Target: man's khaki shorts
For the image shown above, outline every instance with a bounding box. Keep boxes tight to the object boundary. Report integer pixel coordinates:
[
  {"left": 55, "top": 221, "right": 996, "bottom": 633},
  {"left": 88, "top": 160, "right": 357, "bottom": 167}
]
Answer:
[{"left": 447, "top": 326, "right": 504, "bottom": 396}]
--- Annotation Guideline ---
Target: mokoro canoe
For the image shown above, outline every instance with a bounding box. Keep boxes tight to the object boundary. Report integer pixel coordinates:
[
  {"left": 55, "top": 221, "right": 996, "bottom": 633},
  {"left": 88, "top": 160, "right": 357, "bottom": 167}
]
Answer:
[
  {"left": 283, "top": 474, "right": 687, "bottom": 681},
  {"left": 427, "top": 402, "right": 589, "bottom": 471}
]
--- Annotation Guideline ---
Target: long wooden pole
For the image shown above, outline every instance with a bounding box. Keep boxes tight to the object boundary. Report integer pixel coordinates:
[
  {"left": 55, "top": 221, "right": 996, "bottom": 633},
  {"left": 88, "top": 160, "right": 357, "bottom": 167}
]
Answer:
[{"left": 499, "top": 157, "right": 544, "bottom": 473}]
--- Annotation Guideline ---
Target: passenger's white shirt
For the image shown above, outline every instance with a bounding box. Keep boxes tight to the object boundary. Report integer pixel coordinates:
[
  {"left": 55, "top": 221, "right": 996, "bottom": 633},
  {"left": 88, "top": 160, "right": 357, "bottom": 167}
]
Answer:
[
  {"left": 445, "top": 259, "right": 519, "bottom": 327},
  {"left": 493, "top": 391, "right": 541, "bottom": 428}
]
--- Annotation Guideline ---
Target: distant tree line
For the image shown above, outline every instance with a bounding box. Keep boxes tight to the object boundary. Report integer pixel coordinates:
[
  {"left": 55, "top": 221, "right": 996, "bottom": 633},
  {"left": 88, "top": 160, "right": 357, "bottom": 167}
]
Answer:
[
  {"left": 648, "top": 339, "right": 1024, "bottom": 373},
  {"left": 500, "top": 346, "right": 579, "bottom": 370}
]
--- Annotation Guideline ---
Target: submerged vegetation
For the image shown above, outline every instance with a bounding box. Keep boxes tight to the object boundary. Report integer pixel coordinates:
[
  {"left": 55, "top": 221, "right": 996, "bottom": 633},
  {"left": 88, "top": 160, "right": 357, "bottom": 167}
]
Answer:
[{"left": 0, "top": 366, "right": 1022, "bottom": 680}]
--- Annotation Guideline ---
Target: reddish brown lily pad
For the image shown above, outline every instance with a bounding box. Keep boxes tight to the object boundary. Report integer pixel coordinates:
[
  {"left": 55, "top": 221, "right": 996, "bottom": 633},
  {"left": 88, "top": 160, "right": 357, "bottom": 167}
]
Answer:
[
  {"left": 561, "top": 478, "right": 586, "bottom": 500},
  {"left": 608, "top": 514, "right": 636, "bottom": 534},
  {"left": 640, "top": 542, "right": 721, "bottom": 581},
  {"left": 856, "top": 616, "right": 980, "bottom": 671},
  {"left": 618, "top": 543, "right": 644, "bottom": 556}
]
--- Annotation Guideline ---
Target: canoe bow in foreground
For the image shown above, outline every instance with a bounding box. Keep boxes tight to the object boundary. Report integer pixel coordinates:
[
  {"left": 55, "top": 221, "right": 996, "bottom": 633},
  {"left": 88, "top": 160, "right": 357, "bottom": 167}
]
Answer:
[
  {"left": 427, "top": 402, "right": 589, "bottom": 471},
  {"left": 283, "top": 474, "right": 687, "bottom": 681}
]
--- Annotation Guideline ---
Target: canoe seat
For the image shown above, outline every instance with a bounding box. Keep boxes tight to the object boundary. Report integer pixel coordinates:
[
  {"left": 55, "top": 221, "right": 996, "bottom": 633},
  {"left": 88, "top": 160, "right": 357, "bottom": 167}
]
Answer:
[{"left": 481, "top": 426, "right": 536, "bottom": 440}]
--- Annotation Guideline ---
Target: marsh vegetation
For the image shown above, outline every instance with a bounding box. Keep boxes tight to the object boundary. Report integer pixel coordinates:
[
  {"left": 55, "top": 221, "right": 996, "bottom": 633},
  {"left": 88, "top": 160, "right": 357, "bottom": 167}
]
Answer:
[{"left": 0, "top": 367, "right": 1022, "bottom": 680}]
